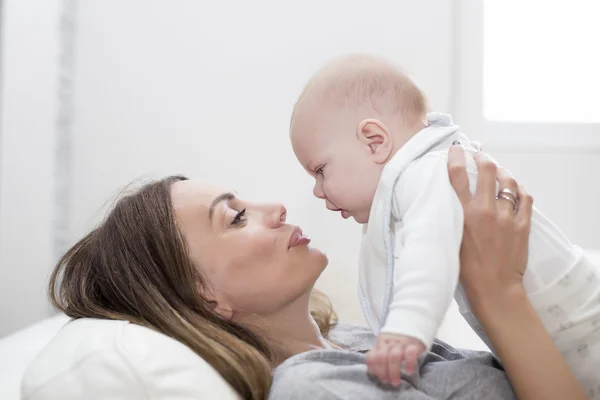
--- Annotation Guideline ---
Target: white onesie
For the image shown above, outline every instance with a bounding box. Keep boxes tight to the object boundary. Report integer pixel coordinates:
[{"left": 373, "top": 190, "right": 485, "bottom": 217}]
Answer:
[{"left": 358, "top": 112, "right": 600, "bottom": 398}]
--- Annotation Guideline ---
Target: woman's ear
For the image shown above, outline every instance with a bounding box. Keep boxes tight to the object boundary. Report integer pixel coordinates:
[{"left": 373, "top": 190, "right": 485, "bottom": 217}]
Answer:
[
  {"left": 207, "top": 299, "right": 233, "bottom": 320},
  {"left": 356, "top": 119, "right": 393, "bottom": 164}
]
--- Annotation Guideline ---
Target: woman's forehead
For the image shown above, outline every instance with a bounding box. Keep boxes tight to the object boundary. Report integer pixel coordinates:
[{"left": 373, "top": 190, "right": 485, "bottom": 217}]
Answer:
[{"left": 171, "top": 180, "right": 232, "bottom": 215}]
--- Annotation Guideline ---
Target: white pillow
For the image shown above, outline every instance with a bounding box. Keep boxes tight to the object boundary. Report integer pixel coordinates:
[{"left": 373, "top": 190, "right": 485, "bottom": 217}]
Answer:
[
  {"left": 0, "top": 314, "right": 70, "bottom": 400},
  {"left": 21, "top": 318, "right": 240, "bottom": 400}
]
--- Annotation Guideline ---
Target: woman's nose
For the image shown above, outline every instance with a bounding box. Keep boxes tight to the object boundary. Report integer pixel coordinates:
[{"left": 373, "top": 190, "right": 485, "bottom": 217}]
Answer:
[
  {"left": 258, "top": 203, "right": 287, "bottom": 227},
  {"left": 275, "top": 204, "right": 287, "bottom": 226},
  {"left": 265, "top": 204, "right": 287, "bottom": 228}
]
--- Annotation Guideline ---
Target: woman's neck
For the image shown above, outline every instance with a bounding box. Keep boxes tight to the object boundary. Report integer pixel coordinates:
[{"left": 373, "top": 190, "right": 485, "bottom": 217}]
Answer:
[{"left": 246, "top": 294, "right": 339, "bottom": 365}]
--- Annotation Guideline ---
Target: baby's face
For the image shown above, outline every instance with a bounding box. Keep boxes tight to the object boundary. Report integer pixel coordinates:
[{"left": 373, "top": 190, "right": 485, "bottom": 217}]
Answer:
[{"left": 290, "top": 109, "right": 382, "bottom": 224}]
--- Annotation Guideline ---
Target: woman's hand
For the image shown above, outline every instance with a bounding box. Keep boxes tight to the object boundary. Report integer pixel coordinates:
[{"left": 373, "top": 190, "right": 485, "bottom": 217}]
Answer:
[
  {"left": 447, "top": 144, "right": 533, "bottom": 313},
  {"left": 446, "top": 143, "right": 587, "bottom": 400}
]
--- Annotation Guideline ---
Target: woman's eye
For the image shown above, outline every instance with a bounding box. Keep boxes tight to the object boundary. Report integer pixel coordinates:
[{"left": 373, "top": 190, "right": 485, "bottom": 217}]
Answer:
[{"left": 231, "top": 208, "right": 246, "bottom": 226}]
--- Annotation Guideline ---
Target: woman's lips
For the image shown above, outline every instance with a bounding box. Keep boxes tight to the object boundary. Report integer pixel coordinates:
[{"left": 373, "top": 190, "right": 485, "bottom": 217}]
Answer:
[{"left": 288, "top": 227, "right": 311, "bottom": 248}]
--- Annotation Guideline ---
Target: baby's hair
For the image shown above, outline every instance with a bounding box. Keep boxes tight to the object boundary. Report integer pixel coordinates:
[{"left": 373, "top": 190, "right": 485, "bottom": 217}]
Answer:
[{"left": 292, "top": 54, "right": 428, "bottom": 128}]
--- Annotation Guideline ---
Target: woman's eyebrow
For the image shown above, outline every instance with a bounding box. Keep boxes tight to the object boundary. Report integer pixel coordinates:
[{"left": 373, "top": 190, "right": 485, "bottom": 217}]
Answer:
[{"left": 208, "top": 192, "right": 235, "bottom": 221}]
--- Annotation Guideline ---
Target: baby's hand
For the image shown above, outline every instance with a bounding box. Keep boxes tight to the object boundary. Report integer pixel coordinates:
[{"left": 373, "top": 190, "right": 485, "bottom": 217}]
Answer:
[{"left": 366, "top": 334, "right": 425, "bottom": 387}]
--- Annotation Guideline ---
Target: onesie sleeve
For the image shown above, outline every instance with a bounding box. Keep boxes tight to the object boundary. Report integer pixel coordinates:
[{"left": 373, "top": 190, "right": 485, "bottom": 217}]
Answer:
[{"left": 380, "top": 153, "right": 464, "bottom": 350}]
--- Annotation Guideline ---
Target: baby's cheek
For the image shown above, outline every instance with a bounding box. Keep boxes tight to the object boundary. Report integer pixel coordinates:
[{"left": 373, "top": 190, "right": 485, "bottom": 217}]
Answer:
[{"left": 324, "top": 179, "right": 347, "bottom": 203}]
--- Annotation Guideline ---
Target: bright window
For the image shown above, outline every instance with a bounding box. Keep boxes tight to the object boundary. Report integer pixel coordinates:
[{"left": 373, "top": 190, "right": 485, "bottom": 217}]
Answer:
[{"left": 483, "top": 0, "right": 600, "bottom": 123}]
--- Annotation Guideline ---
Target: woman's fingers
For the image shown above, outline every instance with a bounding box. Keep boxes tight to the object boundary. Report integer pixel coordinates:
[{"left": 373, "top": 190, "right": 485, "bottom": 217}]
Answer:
[
  {"left": 516, "top": 184, "right": 534, "bottom": 233},
  {"left": 448, "top": 144, "right": 472, "bottom": 207},
  {"left": 473, "top": 152, "right": 498, "bottom": 211},
  {"left": 496, "top": 167, "right": 519, "bottom": 219}
]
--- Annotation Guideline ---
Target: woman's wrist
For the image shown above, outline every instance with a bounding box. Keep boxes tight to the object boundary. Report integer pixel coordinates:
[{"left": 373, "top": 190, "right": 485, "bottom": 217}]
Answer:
[
  {"left": 471, "top": 284, "right": 588, "bottom": 400},
  {"left": 468, "top": 283, "right": 529, "bottom": 327}
]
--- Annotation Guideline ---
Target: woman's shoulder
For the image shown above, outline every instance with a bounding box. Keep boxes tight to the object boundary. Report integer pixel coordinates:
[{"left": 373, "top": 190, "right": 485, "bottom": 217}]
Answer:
[
  {"left": 271, "top": 346, "right": 411, "bottom": 400},
  {"left": 327, "top": 323, "right": 376, "bottom": 352},
  {"left": 270, "top": 324, "right": 514, "bottom": 400},
  {"left": 274, "top": 323, "right": 372, "bottom": 375}
]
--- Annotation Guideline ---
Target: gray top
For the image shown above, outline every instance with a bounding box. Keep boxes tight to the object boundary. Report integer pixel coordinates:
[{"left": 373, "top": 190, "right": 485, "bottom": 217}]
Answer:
[{"left": 269, "top": 325, "right": 515, "bottom": 399}]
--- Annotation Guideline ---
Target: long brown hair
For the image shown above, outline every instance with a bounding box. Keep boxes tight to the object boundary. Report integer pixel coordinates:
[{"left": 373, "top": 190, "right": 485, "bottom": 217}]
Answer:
[{"left": 49, "top": 175, "right": 336, "bottom": 400}]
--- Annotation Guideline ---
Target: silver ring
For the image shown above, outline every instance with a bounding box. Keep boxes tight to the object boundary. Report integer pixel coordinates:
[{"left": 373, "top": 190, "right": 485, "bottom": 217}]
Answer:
[
  {"left": 496, "top": 193, "right": 517, "bottom": 211},
  {"left": 498, "top": 188, "right": 518, "bottom": 202}
]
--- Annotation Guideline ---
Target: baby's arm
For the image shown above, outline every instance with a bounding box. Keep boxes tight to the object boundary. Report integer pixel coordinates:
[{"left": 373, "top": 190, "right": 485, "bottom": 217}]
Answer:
[
  {"left": 367, "top": 153, "right": 464, "bottom": 385},
  {"left": 383, "top": 153, "right": 464, "bottom": 346}
]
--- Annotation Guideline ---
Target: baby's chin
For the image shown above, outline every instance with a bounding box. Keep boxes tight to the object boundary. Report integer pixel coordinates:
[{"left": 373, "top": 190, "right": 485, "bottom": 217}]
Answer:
[
  {"left": 337, "top": 209, "right": 370, "bottom": 224},
  {"left": 351, "top": 212, "right": 370, "bottom": 224}
]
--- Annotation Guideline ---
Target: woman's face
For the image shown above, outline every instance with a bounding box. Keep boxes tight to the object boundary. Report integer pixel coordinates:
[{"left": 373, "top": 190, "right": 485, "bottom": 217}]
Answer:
[{"left": 171, "top": 180, "right": 328, "bottom": 319}]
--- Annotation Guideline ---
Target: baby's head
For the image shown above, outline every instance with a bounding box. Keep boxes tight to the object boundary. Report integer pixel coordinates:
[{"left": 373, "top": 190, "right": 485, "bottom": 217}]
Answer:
[{"left": 290, "top": 54, "right": 428, "bottom": 223}]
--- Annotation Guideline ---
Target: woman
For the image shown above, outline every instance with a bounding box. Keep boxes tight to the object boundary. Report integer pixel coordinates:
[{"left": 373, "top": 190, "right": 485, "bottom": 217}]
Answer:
[{"left": 46, "top": 145, "right": 586, "bottom": 399}]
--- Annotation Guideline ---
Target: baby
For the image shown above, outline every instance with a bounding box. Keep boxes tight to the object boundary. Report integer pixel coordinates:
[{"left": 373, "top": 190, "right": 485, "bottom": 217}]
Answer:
[{"left": 290, "top": 54, "right": 600, "bottom": 396}]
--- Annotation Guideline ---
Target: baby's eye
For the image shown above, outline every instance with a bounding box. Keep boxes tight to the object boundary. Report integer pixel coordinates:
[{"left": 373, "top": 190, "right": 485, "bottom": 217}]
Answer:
[{"left": 315, "top": 167, "right": 324, "bottom": 176}]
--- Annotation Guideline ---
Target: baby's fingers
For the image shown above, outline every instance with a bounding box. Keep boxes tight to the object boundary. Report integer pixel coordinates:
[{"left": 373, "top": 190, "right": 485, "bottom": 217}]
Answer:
[
  {"left": 403, "top": 344, "right": 421, "bottom": 376},
  {"left": 366, "top": 348, "right": 390, "bottom": 384},
  {"left": 388, "top": 345, "right": 405, "bottom": 387}
]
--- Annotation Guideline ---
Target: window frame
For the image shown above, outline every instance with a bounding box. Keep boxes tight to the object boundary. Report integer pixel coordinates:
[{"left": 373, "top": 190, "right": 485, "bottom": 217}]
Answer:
[{"left": 452, "top": 0, "right": 600, "bottom": 152}]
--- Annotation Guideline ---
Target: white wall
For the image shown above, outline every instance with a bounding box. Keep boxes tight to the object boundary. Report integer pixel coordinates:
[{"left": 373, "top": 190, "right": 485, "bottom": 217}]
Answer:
[
  {"left": 0, "top": 0, "right": 60, "bottom": 336},
  {"left": 6, "top": 0, "right": 593, "bottom": 351},
  {"left": 69, "top": 0, "right": 455, "bottom": 331}
]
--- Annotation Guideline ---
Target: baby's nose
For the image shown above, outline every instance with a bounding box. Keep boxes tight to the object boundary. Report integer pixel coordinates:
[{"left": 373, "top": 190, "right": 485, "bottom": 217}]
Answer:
[{"left": 313, "top": 181, "right": 325, "bottom": 199}]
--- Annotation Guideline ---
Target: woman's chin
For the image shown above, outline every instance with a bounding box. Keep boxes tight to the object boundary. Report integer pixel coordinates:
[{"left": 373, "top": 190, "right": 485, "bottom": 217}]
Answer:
[
  {"left": 317, "top": 252, "right": 329, "bottom": 271},
  {"left": 292, "top": 246, "right": 328, "bottom": 283},
  {"left": 310, "top": 247, "right": 329, "bottom": 268},
  {"left": 300, "top": 247, "right": 328, "bottom": 274}
]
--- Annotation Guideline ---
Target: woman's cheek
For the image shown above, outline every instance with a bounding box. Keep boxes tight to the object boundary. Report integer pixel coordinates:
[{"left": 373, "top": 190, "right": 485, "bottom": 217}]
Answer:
[
  {"left": 252, "top": 235, "right": 278, "bottom": 259},
  {"left": 243, "top": 226, "right": 277, "bottom": 254}
]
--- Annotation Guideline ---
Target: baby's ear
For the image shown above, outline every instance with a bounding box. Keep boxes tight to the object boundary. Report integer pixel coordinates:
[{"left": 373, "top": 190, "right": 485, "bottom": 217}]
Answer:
[{"left": 357, "top": 119, "right": 393, "bottom": 164}]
